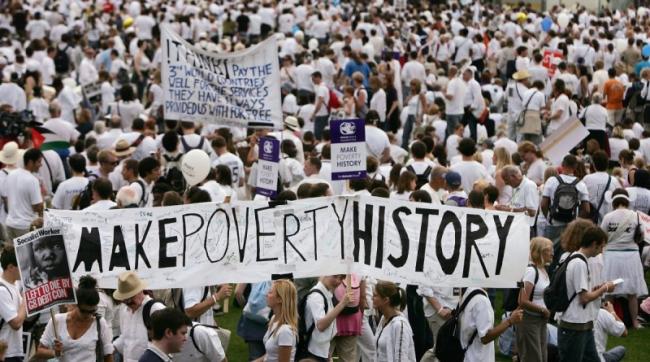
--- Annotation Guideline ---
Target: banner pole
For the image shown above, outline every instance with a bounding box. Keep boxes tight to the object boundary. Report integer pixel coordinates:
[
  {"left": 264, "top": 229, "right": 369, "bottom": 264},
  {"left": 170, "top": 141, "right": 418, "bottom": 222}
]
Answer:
[{"left": 50, "top": 309, "right": 59, "bottom": 340}]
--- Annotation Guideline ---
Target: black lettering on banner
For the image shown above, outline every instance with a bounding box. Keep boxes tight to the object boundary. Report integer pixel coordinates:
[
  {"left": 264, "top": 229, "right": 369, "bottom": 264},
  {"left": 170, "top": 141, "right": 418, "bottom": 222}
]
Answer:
[
  {"left": 283, "top": 214, "right": 306, "bottom": 263},
  {"left": 463, "top": 215, "right": 489, "bottom": 278},
  {"left": 415, "top": 208, "right": 440, "bottom": 272},
  {"left": 232, "top": 207, "right": 250, "bottom": 262},
  {"left": 255, "top": 206, "right": 278, "bottom": 262},
  {"left": 387, "top": 207, "right": 411, "bottom": 268},
  {"left": 182, "top": 213, "right": 204, "bottom": 267},
  {"left": 353, "top": 201, "right": 373, "bottom": 265},
  {"left": 73, "top": 227, "right": 102, "bottom": 272},
  {"left": 135, "top": 221, "right": 152, "bottom": 269},
  {"left": 375, "top": 206, "right": 386, "bottom": 268},
  {"left": 109, "top": 226, "right": 130, "bottom": 271},
  {"left": 331, "top": 200, "right": 348, "bottom": 259},
  {"left": 494, "top": 215, "right": 514, "bottom": 275},
  {"left": 304, "top": 206, "right": 327, "bottom": 260},
  {"left": 436, "top": 211, "right": 462, "bottom": 275},
  {"left": 204, "top": 208, "right": 229, "bottom": 263},
  {"left": 158, "top": 218, "right": 178, "bottom": 268}
]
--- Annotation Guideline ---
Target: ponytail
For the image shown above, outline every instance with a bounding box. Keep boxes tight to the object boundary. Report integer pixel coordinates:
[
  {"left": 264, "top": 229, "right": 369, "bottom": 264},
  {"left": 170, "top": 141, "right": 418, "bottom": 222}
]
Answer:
[{"left": 376, "top": 281, "right": 407, "bottom": 311}]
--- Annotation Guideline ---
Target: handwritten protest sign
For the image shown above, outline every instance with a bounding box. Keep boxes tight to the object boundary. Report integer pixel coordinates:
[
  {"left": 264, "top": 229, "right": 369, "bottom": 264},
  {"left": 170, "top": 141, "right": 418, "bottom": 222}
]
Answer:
[
  {"left": 15, "top": 228, "right": 76, "bottom": 316},
  {"left": 256, "top": 137, "right": 280, "bottom": 197},
  {"left": 161, "top": 25, "right": 282, "bottom": 129},
  {"left": 330, "top": 119, "right": 367, "bottom": 181},
  {"left": 45, "top": 196, "right": 530, "bottom": 289},
  {"left": 540, "top": 118, "right": 589, "bottom": 165}
]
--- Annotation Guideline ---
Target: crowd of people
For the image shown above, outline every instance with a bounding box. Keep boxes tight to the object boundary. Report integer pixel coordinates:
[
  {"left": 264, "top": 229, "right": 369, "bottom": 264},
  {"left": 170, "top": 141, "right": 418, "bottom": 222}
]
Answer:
[{"left": 0, "top": 0, "right": 650, "bottom": 361}]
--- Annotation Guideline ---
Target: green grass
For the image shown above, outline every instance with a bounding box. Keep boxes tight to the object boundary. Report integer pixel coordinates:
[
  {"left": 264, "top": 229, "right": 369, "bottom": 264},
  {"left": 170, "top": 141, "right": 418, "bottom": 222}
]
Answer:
[{"left": 217, "top": 293, "right": 650, "bottom": 362}]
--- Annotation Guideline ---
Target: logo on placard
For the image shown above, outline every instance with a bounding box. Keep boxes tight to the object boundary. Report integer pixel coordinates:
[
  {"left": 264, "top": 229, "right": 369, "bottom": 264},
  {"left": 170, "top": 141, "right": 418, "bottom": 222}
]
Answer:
[
  {"left": 340, "top": 122, "right": 356, "bottom": 135},
  {"left": 263, "top": 140, "right": 273, "bottom": 154}
]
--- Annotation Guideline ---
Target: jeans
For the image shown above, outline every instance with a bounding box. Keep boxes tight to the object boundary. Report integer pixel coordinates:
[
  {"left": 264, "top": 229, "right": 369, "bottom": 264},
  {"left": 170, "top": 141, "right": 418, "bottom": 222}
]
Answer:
[
  {"left": 558, "top": 327, "right": 600, "bottom": 362},
  {"left": 314, "top": 115, "right": 330, "bottom": 141},
  {"left": 603, "top": 345, "right": 626, "bottom": 362},
  {"left": 402, "top": 114, "right": 415, "bottom": 149},
  {"left": 445, "top": 114, "right": 464, "bottom": 139}
]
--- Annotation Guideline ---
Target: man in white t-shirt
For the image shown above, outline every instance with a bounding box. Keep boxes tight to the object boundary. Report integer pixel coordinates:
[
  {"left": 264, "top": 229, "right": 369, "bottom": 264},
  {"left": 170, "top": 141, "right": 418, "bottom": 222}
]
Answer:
[
  {"left": 594, "top": 302, "right": 626, "bottom": 362},
  {"left": 2, "top": 149, "right": 43, "bottom": 240},
  {"left": 211, "top": 136, "right": 245, "bottom": 187},
  {"left": 444, "top": 66, "right": 467, "bottom": 138},
  {"left": 558, "top": 227, "right": 614, "bottom": 362},
  {"left": 459, "top": 288, "right": 523, "bottom": 362},
  {"left": 52, "top": 154, "right": 89, "bottom": 210},
  {"left": 449, "top": 138, "right": 493, "bottom": 193},
  {"left": 582, "top": 151, "right": 620, "bottom": 224},
  {"left": 85, "top": 178, "right": 117, "bottom": 211},
  {"left": 541, "top": 155, "right": 590, "bottom": 265},
  {"left": 131, "top": 157, "right": 160, "bottom": 208},
  {"left": 364, "top": 111, "right": 390, "bottom": 163},
  {"left": 179, "top": 122, "right": 213, "bottom": 157},
  {"left": 183, "top": 285, "right": 232, "bottom": 327},
  {"left": 497, "top": 165, "right": 539, "bottom": 226},
  {"left": 303, "top": 275, "right": 353, "bottom": 360},
  {"left": 0, "top": 248, "right": 27, "bottom": 361},
  {"left": 175, "top": 322, "right": 227, "bottom": 362},
  {"left": 310, "top": 71, "right": 330, "bottom": 141}
]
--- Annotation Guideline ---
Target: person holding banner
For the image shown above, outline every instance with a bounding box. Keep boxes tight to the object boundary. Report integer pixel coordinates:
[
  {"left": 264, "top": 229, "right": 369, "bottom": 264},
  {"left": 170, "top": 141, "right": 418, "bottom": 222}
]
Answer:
[
  {"left": 0, "top": 247, "right": 27, "bottom": 362},
  {"left": 35, "top": 275, "right": 114, "bottom": 361}
]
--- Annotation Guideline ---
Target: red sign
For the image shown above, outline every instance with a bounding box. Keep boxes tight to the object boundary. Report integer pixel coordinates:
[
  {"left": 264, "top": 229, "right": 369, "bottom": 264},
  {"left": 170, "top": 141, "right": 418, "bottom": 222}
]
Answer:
[{"left": 542, "top": 50, "right": 563, "bottom": 77}]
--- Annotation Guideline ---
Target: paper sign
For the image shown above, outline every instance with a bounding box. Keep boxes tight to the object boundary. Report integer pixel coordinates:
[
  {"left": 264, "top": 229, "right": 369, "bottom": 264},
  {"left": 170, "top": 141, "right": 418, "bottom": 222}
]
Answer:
[
  {"left": 542, "top": 49, "right": 563, "bottom": 77},
  {"left": 256, "top": 137, "right": 280, "bottom": 197},
  {"left": 540, "top": 118, "right": 589, "bottom": 166},
  {"left": 161, "top": 25, "right": 282, "bottom": 129},
  {"left": 330, "top": 119, "right": 367, "bottom": 181},
  {"left": 15, "top": 228, "right": 76, "bottom": 316}
]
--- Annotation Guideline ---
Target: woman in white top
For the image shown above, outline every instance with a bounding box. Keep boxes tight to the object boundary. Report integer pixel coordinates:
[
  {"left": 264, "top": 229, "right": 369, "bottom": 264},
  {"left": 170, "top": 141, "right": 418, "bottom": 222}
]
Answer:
[
  {"left": 255, "top": 279, "right": 298, "bottom": 362},
  {"left": 608, "top": 126, "right": 629, "bottom": 165},
  {"left": 516, "top": 237, "right": 553, "bottom": 362},
  {"left": 390, "top": 170, "right": 416, "bottom": 201},
  {"left": 369, "top": 75, "right": 387, "bottom": 124},
  {"left": 600, "top": 189, "right": 649, "bottom": 329},
  {"left": 35, "top": 275, "right": 113, "bottom": 362},
  {"left": 547, "top": 79, "right": 571, "bottom": 136},
  {"left": 215, "top": 164, "right": 237, "bottom": 202},
  {"left": 373, "top": 281, "right": 416, "bottom": 362},
  {"left": 402, "top": 79, "right": 427, "bottom": 148},
  {"left": 112, "top": 84, "right": 144, "bottom": 131}
]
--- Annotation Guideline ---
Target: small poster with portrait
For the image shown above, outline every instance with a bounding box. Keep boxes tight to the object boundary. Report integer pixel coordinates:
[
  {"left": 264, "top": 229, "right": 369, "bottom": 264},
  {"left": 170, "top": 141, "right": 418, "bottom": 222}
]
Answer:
[{"left": 15, "top": 228, "right": 76, "bottom": 316}]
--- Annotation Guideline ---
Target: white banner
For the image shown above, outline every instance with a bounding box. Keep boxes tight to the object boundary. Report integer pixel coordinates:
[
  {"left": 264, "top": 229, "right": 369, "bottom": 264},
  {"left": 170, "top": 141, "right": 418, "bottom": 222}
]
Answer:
[
  {"left": 44, "top": 196, "right": 530, "bottom": 289},
  {"left": 540, "top": 118, "right": 589, "bottom": 166},
  {"left": 161, "top": 25, "right": 282, "bottom": 129}
]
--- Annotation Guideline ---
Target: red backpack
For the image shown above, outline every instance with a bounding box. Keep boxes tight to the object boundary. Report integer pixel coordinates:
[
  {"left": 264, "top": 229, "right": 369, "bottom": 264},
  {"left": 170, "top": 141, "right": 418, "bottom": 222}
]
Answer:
[{"left": 328, "top": 89, "right": 341, "bottom": 111}]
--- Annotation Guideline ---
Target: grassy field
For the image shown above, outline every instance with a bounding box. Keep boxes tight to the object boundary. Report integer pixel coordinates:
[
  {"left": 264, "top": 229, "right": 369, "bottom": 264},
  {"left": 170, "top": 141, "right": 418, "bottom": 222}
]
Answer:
[{"left": 216, "top": 293, "right": 650, "bottom": 362}]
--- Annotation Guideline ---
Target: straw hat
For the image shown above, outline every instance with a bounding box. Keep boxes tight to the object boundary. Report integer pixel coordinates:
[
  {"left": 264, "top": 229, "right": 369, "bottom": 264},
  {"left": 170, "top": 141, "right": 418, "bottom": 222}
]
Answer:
[
  {"left": 0, "top": 142, "right": 22, "bottom": 165},
  {"left": 512, "top": 70, "right": 531, "bottom": 81},
  {"left": 112, "top": 271, "right": 147, "bottom": 301},
  {"left": 284, "top": 116, "right": 300, "bottom": 132},
  {"left": 113, "top": 139, "right": 135, "bottom": 158}
]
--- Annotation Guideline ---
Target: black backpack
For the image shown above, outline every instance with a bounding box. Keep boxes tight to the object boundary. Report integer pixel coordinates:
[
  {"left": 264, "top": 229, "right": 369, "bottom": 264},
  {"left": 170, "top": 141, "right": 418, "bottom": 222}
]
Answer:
[
  {"left": 296, "top": 289, "right": 329, "bottom": 359},
  {"left": 505, "top": 59, "right": 517, "bottom": 80},
  {"left": 142, "top": 298, "right": 166, "bottom": 341},
  {"left": 180, "top": 136, "right": 206, "bottom": 153},
  {"left": 406, "top": 164, "right": 432, "bottom": 189},
  {"left": 543, "top": 253, "right": 588, "bottom": 312},
  {"left": 160, "top": 156, "right": 187, "bottom": 194},
  {"left": 549, "top": 175, "right": 580, "bottom": 224},
  {"left": 435, "top": 289, "right": 486, "bottom": 362},
  {"left": 54, "top": 45, "right": 71, "bottom": 74},
  {"left": 502, "top": 264, "right": 539, "bottom": 312},
  {"left": 73, "top": 175, "right": 98, "bottom": 210}
]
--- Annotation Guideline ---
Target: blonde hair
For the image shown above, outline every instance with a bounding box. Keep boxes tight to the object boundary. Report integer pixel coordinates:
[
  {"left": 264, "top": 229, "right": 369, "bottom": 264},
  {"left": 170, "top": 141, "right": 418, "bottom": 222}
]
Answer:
[
  {"left": 529, "top": 237, "right": 553, "bottom": 267},
  {"left": 270, "top": 280, "right": 298, "bottom": 337},
  {"left": 494, "top": 147, "right": 512, "bottom": 170}
]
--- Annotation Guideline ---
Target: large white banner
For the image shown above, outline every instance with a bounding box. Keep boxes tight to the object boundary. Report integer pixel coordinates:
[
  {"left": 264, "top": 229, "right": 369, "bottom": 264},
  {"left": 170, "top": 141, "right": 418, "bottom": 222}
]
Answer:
[
  {"left": 161, "top": 25, "right": 282, "bottom": 129},
  {"left": 44, "top": 196, "right": 530, "bottom": 289}
]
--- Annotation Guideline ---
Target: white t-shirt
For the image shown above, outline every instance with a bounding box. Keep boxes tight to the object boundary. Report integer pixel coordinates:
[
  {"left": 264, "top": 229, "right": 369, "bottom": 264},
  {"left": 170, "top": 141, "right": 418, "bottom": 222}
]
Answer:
[
  {"left": 85, "top": 199, "right": 117, "bottom": 211},
  {"left": 541, "top": 174, "right": 589, "bottom": 224},
  {"left": 560, "top": 252, "right": 599, "bottom": 324},
  {"left": 52, "top": 176, "right": 89, "bottom": 210},
  {"left": 449, "top": 160, "right": 493, "bottom": 193},
  {"left": 200, "top": 181, "right": 226, "bottom": 203},
  {"left": 547, "top": 94, "right": 571, "bottom": 135},
  {"left": 580, "top": 105, "right": 608, "bottom": 130},
  {"left": 113, "top": 296, "right": 166, "bottom": 362},
  {"left": 314, "top": 84, "right": 330, "bottom": 117},
  {"left": 40, "top": 312, "right": 113, "bottom": 362},
  {"left": 582, "top": 172, "right": 620, "bottom": 222},
  {"left": 180, "top": 134, "right": 213, "bottom": 157},
  {"left": 176, "top": 323, "right": 226, "bottom": 362},
  {"left": 212, "top": 152, "right": 245, "bottom": 186},
  {"left": 445, "top": 77, "right": 467, "bottom": 115},
  {"left": 2, "top": 168, "right": 42, "bottom": 230},
  {"left": 509, "top": 176, "right": 540, "bottom": 225},
  {"left": 608, "top": 138, "right": 629, "bottom": 161},
  {"left": 305, "top": 282, "right": 336, "bottom": 358},
  {"left": 365, "top": 126, "right": 389, "bottom": 160},
  {"left": 0, "top": 278, "right": 23, "bottom": 358},
  {"left": 523, "top": 265, "right": 550, "bottom": 309},
  {"left": 446, "top": 135, "right": 461, "bottom": 160},
  {"left": 600, "top": 208, "right": 639, "bottom": 250},
  {"left": 183, "top": 287, "right": 214, "bottom": 326},
  {"left": 594, "top": 309, "right": 626, "bottom": 362},
  {"left": 263, "top": 320, "right": 297, "bottom": 362},
  {"left": 374, "top": 313, "right": 416, "bottom": 362},
  {"left": 459, "top": 288, "right": 495, "bottom": 362},
  {"left": 525, "top": 159, "right": 546, "bottom": 185}
]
